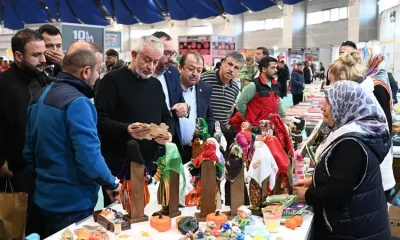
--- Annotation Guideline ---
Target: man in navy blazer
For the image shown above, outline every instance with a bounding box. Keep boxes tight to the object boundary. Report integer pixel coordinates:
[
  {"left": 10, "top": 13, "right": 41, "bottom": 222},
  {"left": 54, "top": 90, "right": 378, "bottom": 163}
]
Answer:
[
  {"left": 153, "top": 32, "right": 189, "bottom": 148},
  {"left": 178, "top": 51, "right": 215, "bottom": 164}
]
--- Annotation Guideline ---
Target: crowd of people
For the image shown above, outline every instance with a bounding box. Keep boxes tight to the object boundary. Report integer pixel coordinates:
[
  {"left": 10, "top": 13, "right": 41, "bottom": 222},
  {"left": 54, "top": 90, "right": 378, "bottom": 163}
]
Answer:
[{"left": 0, "top": 22, "right": 397, "bottom": 239}]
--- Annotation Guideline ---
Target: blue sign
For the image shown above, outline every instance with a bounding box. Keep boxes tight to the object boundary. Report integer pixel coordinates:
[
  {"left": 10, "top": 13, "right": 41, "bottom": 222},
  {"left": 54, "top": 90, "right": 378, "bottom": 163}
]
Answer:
[{"left": 105, "top": 31, "right": 121, "bottom": 49}]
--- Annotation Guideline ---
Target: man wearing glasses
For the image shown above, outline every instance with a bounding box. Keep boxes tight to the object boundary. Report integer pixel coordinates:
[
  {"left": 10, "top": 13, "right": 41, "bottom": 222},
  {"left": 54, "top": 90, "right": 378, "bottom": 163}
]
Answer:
[{"left": 152, "top": 32, "right": 189, "bottom": 156}]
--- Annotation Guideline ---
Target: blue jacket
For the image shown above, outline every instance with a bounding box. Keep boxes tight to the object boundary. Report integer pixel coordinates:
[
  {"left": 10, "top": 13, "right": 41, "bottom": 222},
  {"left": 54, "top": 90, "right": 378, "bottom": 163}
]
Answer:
[
  {"left": 290, "top": 70, "right": 305, "bottom": 95},
  {"left": 24, "top": 72, "right": 117, "bottom": 213},
  {"left": 163, "top": 65, "right": 186, "bottom": 142}
]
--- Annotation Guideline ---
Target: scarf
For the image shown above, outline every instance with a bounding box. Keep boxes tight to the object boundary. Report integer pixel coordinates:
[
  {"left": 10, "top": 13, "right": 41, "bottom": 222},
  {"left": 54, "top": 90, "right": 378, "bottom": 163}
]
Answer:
[{"left": 315, "top": 80, "right": 389, "bottom": 160}]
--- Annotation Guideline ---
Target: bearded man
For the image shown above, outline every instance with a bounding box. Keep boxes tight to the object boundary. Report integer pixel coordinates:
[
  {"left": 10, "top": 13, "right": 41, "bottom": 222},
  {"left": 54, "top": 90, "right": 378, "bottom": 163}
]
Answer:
[
  {"left": 95, "top": 36, "right": 175, "bottom": 206},
  {"left": 0, "top": 28, "right": 48, "bottom": 234}
]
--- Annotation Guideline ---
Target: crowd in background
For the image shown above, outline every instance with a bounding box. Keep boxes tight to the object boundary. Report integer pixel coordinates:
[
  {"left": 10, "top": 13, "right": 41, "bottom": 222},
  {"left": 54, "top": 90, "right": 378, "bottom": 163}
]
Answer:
[{"left": 0, "top": 22, "right": 397, "bottom": 239}]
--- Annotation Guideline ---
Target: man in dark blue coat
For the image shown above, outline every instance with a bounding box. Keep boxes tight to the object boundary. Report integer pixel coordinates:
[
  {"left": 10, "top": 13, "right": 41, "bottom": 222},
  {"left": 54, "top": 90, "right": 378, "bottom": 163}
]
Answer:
[
  {"left": 178, "top": 51, "right": 214, "bottom": 164},
  {"left": 152, "top": 32, "right": 190, "bottom": 153}
]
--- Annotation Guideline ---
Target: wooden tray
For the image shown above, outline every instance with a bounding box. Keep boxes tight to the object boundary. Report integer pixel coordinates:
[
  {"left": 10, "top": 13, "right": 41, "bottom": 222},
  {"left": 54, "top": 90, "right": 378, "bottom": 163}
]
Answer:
[{"left": 93, "top": 210, "right": 131, "bottom": 232}]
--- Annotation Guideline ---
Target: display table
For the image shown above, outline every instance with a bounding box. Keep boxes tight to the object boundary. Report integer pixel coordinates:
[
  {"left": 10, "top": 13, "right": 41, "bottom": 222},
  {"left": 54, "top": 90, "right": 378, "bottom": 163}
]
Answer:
[{"left": 45, "top": 184, "right": 313, "bottom": 240}]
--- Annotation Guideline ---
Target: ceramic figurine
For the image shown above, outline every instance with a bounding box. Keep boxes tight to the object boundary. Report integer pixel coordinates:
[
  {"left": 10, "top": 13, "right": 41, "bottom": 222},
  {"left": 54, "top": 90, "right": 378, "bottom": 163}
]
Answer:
[
  {"left": 219, "top": 222, "right": 232, "bottom": 237},
  {"left": 232, "top": 205, "right": 255, "bottom": 232}
]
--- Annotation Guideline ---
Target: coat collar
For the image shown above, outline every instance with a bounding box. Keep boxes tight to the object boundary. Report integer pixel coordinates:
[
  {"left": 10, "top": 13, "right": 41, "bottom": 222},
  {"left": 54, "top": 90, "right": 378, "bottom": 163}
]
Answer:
[{"left": 56, "top": 72, "right": 94, "bottom": 99}]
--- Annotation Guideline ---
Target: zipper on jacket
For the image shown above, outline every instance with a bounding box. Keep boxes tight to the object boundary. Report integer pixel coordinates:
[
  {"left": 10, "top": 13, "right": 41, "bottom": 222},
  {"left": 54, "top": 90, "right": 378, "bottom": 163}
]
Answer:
[{"left": 323, "top": 208, "right": 333, "bottom": 233}]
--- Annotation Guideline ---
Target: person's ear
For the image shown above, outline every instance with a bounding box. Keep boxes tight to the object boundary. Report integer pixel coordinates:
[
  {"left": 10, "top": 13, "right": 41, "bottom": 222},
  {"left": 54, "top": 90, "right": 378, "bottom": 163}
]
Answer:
[
  {"left": 81, "top": 66, "right": 91, "bottom": 80},
  {"left": 262, "top": 67, "right": 267, "bottom": 73},
  {"left": 131, "top": 50, "right": 138, "bottom": 60},
  {"left": 14, "top": 51, "right": 23, "bottom": 63}
]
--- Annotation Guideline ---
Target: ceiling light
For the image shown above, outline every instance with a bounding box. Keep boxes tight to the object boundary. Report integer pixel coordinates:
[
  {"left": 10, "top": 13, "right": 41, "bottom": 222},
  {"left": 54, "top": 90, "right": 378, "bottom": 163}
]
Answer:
[
  {"left": 248, "top": 10, "right": 253, "bottom": 13},
  {"left": 273, "top": 46, "right": 278, "bottom": 51},
  {"left": 277, "top": 4, "right": 283, "bottom": 9},
  {"left": 139, "top": 22, "right": 143, "bottom": 25},
  {"left": 45, "top": 6, "right": 48, "bottom": 9}
]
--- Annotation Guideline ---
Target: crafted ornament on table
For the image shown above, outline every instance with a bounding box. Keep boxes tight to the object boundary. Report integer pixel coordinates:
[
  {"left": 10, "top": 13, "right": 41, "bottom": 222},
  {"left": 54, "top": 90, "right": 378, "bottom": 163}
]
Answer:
[
  {"left": 118, "top": 140, "right": 150, "bottom": 223},
  {"left": 152, "top": 142, "right": 186, "bottom": 217},
  {"left": 247, "top": 140, "right": 278, "bottom": 216},
  {"left": 185, "top": 118, "right": 224, "bottom": 221},
  {"left": 223, "top": 142, "right": 246, "bottom": 218}
]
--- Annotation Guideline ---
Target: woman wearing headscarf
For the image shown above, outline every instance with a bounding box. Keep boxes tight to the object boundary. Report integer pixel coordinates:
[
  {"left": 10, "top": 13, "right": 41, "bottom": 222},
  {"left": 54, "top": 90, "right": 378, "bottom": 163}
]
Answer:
[
  {"left": 328, "top": 49, "right": 395, "bottom": 201},
  {"left": 293, "top": 81, "right": 391, "bottom": 239}
]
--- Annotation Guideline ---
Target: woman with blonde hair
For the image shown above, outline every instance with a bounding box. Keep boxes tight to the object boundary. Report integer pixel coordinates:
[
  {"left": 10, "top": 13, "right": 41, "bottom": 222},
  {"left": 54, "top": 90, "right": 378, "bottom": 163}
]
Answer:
[{"left": 327, "top": 48, "right": 395, "bottom": 202}]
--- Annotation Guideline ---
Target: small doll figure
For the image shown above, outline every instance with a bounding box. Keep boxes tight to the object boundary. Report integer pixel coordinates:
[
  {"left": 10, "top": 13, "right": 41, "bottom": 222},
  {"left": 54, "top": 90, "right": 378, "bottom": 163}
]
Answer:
[
  {"left": 228, "top": 109, "right": 246, "bottom": 133},
  {"left": 220, "top": 222, "right": 232, "bottom": 237},
  {"left": 213, "top": 121, "right": 227, "bottom": 152},
  {"left": 232, "top": 205, "right": 255, "bottom": 232},
  {"left": 153, "top": 142, "right": 186, "bottom": 215}
]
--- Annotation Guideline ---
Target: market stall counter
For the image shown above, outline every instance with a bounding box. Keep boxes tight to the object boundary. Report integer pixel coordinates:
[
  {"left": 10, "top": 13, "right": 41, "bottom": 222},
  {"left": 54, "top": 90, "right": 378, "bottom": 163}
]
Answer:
[{"left": 46, "top": 184, "right": 314, "bottom": 240}]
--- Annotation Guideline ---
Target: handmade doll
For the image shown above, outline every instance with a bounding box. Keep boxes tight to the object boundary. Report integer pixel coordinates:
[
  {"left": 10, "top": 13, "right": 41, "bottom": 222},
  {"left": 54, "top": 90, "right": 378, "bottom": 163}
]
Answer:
[
  {"left": 228, "top": 109, "right": 246, "bottom": 133},
  {"left": 152, "top": 142, "right": 186, "bottom": 215},
  {"left": 247, "top": 140, "right": 278, "bottom": 210},
  {"left": 235, "top": 133, "right": 250, "bottom": 169},
  {"left": 118, "top": 140, "right": 150, "bottom": 213},
  {"left": 267, "top": 114, "right": 293, "bottom": 194},
  {"left": 192, "top": 118, "right": 211, "bottom": 159},
  {"left": 213, "top": 121, "right": 227, "bottom": 153},
  {"left": 232, "top": 205, "right": 255, "bottom": 232},
  {"left": 185, "top": 138, "right": 224, "bottom": 209}
]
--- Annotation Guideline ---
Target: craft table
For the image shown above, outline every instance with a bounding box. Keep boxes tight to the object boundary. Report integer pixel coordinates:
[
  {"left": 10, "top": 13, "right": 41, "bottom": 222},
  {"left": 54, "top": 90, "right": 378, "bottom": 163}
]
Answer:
[{"left": 45, "top": 184, "right": 313, "bottom": 240}]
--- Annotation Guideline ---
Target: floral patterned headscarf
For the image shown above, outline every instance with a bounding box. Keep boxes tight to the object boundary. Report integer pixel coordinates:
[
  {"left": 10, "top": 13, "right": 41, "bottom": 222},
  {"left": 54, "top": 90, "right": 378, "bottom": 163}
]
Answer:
[{"left": 325, "top": 80, "right": 388, "bottom": 136}]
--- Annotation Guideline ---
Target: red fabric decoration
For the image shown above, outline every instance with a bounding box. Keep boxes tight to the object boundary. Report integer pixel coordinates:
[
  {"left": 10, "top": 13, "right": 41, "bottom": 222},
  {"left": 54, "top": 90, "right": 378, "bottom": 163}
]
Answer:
[
  {"left": 269, "top": 114, "right": 295, "bottom": 157},
  {"left": 193, "top": 140, "right": 219, "bottom": 167},
  {"left": 228, "top": 111, "right": 246, "bottom": 133},
  {"left": 263, "top": 135, "right": 290, "bottom": 176}
]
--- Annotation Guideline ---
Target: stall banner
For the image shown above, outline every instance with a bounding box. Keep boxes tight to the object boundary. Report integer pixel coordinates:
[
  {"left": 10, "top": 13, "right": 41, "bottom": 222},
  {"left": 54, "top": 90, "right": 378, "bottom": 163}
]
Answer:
[
  {"left": 211, "top": 36, "right": 236, "bottom": 57},
  {"left": 61, "top": 24, "right": 104, "bottom": 50},
  {"left": 304, "top": 48, "right": 320, "bottom": 62},
  {"left": 178, "top": 36, "right": 211, "bottom": 55},
  {"left": 105, "top": 31, "right": 121, "bottom": 49}
]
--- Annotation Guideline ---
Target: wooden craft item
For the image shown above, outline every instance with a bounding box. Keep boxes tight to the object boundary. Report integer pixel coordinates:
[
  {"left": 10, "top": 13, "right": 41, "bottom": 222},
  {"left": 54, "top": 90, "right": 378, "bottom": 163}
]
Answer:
[
  {"left": 93, "top": 211, "right": 131, "bottom": 232},
  {"left": 222, "top": 167, "right": 245, "bottom": 219},
  {"left": 132, "top": 122, "right": 169, "bottom": 140},
  {"left": 250, "top": 179, "right": 269, "bottom": 217},
  {"left": 166, "top": 170, "right": 181, "bottom": 218},
  {"left": 129, "top": 162, "right": 149, "bottom": 223},
  {"left": 195, "top": 160, "right": 217, "bottom": 221}
]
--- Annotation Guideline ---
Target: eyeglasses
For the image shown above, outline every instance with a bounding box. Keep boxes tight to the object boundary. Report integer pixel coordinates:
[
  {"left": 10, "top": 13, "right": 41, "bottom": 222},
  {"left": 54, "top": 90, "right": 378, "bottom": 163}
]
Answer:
[{"left": 164, "top": 51, "right": 177, "bottom": 58}]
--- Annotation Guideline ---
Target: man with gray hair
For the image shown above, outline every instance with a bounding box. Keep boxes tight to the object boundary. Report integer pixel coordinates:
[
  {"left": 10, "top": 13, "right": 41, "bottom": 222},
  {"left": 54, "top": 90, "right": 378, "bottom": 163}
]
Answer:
[
  {"left": 95, "top": 36, "right": 174, "bottom": 205},
  {"left": 201, "top": 51, "right": 245, "bottom": 127},
  {"left": 24, "top": 41, "right": 121, "bottom": 237}
]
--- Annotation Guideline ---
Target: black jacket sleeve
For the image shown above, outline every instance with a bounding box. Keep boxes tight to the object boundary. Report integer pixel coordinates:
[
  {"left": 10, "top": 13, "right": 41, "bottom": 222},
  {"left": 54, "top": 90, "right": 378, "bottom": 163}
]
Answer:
[
  {"left": 373, "top": 85, "right": 392, "bottom": 133},
  {"left": 305, "top": 139, "right": 366, "bottom": 208},
  {"left": 95, "top": 74, "right": 130, "bottom": 139}
]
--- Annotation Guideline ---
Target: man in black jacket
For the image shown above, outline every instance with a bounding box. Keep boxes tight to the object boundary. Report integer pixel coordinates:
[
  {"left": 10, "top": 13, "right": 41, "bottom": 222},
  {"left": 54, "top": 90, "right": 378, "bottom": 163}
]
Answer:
[
  {"left": 304, "top": 61, "right": 312, "bottom": 84},
  {"left": 0, "top": 28, "right": 47, "bottom": 234},
  {"left": 95, "top": 36, "right": 175, "bottom": 206}
]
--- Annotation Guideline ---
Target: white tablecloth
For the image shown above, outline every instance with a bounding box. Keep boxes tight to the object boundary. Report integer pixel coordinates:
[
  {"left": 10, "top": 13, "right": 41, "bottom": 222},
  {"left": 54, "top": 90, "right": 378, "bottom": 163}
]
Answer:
[{"left": 46, "top": 184, "right": 313, "bottom": 240}]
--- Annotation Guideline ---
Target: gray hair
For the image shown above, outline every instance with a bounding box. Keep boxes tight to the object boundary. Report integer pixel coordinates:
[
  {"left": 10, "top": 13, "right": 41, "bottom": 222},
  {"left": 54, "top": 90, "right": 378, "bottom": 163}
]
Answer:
[
  {"left": 225, "top": 51, "right": 245, "bottom": 65},
  {"left": 135, "top": 35, "right": 164, "bottom": 54}
]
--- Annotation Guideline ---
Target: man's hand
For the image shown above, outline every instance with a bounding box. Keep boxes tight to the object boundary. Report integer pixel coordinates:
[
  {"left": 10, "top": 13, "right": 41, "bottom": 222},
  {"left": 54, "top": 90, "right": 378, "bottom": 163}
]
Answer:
[
  {"left": 0, "top": 161, "right": 13, "bottom": 178},
  {"left": 127, "top": 123, "right": 151, "bottom": 139},
  {"left": 171, "top": 103, "right": 188, "bottom": 118},
  {"left": 155, "top": 132, "right": 172, "bottom": 145},
  {"left": 44, "top": 50, "right": 65, "bottom": 65},
  {"left": 105, "top": 182, "right": 122, "bottom": 203}
]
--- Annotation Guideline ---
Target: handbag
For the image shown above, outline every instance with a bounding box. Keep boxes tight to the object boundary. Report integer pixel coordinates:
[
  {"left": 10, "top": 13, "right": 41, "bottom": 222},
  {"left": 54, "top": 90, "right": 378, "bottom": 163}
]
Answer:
[{"left": 0, "top": 178, "right": 28, "bottom": 240}]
